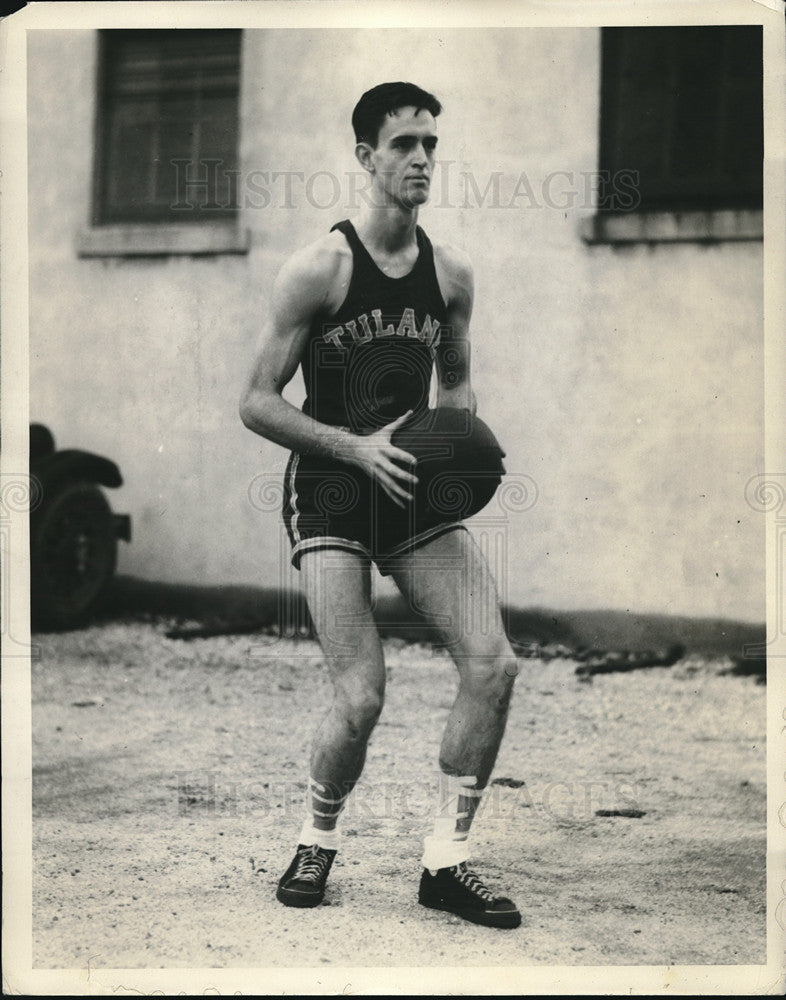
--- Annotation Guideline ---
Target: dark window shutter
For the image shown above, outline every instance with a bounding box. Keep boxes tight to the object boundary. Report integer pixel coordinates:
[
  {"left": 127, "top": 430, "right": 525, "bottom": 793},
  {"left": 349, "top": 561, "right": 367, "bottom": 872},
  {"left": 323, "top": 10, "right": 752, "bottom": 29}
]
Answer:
[
  {"left": 599, "top": 26, "right": 763, "bottom": 213},
  {"left": 95, "top": 30, "right": 241, "bottom": 224}
]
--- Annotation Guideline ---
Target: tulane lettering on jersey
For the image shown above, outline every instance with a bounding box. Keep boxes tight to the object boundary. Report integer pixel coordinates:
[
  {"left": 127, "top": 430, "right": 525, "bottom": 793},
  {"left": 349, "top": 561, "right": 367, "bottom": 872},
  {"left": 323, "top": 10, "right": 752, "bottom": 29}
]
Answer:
[
  {"left": 301, "top": 219, "right": 448, "bottom": 431},
  {"left": 322, "top": 308, "right": 441, "bottom": 351}
]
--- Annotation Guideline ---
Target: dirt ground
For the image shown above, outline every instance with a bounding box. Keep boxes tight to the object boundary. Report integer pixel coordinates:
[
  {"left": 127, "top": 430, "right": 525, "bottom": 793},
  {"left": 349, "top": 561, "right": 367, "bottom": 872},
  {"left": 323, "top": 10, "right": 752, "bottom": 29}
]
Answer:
[{"left": 30, "top": 619, "right": 767, "bottom": 977}]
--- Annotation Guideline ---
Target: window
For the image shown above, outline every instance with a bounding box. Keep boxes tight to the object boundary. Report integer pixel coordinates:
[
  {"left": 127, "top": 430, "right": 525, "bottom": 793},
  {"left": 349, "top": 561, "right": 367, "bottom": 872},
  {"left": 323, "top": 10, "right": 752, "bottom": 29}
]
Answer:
[
  {"left": 93, "top": 29, "right": 241, "bottom": 225},
  {"left": 587, "top": 26, "right": 763, "bottom": 242}
]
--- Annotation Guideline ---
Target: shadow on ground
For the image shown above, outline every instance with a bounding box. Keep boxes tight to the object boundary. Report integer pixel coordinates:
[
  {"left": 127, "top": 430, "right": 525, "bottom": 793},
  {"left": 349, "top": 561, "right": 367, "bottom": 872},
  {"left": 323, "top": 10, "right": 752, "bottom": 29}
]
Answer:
[{"left": 95, "top": 575, "right": 765, "bottom": 663}]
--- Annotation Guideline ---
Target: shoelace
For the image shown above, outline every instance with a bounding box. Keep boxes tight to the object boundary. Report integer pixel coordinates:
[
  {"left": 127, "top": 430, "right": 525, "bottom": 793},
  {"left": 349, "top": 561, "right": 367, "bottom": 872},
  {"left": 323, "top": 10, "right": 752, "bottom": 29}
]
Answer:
[
  {"left": 293, "top": 845, "right": 331, "bottom": 883},
  {"left": 453, "top": 863, "right": 495, "bottom": 903}
]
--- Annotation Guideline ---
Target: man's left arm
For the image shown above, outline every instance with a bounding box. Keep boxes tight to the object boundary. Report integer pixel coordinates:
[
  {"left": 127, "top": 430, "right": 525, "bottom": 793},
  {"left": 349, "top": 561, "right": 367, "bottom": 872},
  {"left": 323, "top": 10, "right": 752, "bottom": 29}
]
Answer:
[{"left": 434, "top": 244, "right": 477, "bottom": 416}]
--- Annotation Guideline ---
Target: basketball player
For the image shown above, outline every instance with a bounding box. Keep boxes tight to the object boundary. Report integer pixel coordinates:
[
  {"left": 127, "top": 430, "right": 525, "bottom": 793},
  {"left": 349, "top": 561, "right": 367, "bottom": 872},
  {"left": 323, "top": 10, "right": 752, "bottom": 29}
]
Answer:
[{"left": 240, "top": 83, "right": 521, "bottom": 928}]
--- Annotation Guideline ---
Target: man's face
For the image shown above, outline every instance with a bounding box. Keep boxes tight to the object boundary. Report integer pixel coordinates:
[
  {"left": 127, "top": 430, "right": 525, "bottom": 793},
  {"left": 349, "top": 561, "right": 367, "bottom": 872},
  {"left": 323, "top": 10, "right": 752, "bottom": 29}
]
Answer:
[{"left": 363, "top": 105, "right": 438, "bottom": 208}]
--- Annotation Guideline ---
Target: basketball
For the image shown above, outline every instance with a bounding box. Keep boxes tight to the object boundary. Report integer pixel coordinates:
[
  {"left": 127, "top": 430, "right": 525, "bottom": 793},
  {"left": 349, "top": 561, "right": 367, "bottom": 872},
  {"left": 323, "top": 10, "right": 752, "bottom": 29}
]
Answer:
[{"left": 390, "top": 407, "right": 506, "bottom": 524}]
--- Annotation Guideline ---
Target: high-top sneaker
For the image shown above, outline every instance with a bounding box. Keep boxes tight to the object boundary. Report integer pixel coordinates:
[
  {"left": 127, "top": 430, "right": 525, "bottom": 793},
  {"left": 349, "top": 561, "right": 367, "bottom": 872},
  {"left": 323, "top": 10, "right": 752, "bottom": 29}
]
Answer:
[
  {"left": 418, "top": 861, "right": 521, "bottom": 928},
  {"left": 276, "top": 843, "right": 337, "bottom": 907}
]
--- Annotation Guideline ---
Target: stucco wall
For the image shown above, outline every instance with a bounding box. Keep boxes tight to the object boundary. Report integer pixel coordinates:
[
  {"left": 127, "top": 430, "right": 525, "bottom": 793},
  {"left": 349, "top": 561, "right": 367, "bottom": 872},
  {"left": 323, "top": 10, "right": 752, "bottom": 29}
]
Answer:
[{"left": 27, "top": 28, "right": 764, "bottom": 621}]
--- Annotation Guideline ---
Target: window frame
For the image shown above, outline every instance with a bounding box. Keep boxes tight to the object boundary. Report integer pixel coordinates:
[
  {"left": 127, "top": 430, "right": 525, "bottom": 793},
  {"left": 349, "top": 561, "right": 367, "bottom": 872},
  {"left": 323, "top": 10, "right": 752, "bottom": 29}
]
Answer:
[
  {"left": 88, "top": 29, "right": 246, "bottom": 239},
  {"left": 584, "top": 25, "right": 763, "bottom": 245}
]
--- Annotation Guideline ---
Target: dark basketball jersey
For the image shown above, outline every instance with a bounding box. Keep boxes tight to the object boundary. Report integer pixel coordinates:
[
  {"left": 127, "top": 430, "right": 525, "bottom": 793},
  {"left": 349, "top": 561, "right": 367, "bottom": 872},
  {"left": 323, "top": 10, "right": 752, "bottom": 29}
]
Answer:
[{"left": 300, "top": 220, "right": 448, "bottom": 433}]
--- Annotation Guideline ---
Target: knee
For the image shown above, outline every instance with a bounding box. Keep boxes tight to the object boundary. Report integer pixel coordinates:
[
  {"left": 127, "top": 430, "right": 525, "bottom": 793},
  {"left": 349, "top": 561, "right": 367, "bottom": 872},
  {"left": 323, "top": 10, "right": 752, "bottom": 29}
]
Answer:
[
  {"left": 463, "top": 653, "right": 518, "bottom": 710},
  {"left": 337, "top": 686, "right": 385, "bottom": 740}
]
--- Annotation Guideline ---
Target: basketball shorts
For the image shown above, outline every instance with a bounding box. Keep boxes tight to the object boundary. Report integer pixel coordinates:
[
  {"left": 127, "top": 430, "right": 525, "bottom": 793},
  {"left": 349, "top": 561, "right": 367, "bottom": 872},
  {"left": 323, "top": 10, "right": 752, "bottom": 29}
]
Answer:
[{"left": 282, "top": 451, "right": 467, "bottom": 575}]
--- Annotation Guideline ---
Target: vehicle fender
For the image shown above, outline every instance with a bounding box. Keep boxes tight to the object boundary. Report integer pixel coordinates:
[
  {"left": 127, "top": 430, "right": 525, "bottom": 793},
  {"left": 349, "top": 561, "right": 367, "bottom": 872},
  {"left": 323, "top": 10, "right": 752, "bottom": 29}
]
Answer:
[{"left": 32, "top": 450, "right": 124, "bottom": 499}]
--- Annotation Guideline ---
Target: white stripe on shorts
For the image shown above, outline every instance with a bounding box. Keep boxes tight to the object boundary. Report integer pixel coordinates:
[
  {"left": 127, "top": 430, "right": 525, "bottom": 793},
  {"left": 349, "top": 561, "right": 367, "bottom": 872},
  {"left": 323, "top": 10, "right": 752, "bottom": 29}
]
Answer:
[{"left": 288, "top": 452, "right": 301, "bottom": 544}]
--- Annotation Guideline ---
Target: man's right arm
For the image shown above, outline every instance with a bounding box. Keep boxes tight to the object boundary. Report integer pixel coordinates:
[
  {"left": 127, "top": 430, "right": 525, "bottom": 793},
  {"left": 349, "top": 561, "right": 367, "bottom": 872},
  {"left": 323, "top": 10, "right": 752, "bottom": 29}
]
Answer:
[
  {"left": 238, "top": 243, "right": 418, "bottom": 506},
  {"left": 238, "top": 243, "right": 356, "bottom": 462}
]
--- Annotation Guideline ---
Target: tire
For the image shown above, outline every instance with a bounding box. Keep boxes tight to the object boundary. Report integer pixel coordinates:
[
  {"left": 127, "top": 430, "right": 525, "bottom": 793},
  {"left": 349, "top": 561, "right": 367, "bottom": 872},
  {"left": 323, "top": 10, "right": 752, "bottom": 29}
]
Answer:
[{"left": 30, "top": 481, "right": 118, "bottom": 630}]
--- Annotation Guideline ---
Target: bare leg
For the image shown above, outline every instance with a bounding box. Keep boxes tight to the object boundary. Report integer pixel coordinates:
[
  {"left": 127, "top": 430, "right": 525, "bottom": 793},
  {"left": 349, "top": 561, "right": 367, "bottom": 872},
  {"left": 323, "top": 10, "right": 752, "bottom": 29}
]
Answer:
[
  {"left": 300, "top": 548, "right": 385, "bottom": 827},
  {"left": 277, "top": 548, "right": 383, "bottom": 906},
  {"left": 388, "top": 527, "right": 518, "bottom": 788},
  {"left": 388, "top": 527, "right": 522, "bottom": 926}
]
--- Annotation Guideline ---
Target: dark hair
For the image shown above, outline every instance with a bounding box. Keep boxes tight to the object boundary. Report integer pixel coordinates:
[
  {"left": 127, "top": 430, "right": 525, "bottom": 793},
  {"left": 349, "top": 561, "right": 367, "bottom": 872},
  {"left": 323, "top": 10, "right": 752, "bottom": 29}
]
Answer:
[{"left": 352, "top": 82, "right": 442, "bottom": 147}]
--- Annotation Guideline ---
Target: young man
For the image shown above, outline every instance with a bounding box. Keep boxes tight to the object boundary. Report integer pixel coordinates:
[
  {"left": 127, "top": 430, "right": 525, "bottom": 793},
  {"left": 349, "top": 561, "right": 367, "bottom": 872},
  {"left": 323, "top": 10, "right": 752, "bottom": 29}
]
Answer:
[{"left": 239, "top": 82, "right": 521, "bottom": 929}]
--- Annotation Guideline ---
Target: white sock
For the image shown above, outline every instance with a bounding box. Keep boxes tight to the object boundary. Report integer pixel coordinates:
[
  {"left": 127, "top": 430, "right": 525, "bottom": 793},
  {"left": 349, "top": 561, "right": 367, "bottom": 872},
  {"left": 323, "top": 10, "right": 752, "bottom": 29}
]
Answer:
[
  {"left": 298, "top": 818, "right": 340, "bottom": 852},
  {"left": 421, "top": 773, "right": 483, "bottom": 873},
  {"left": 297, "top": 776, "right": 348, "bottom": 852}
]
